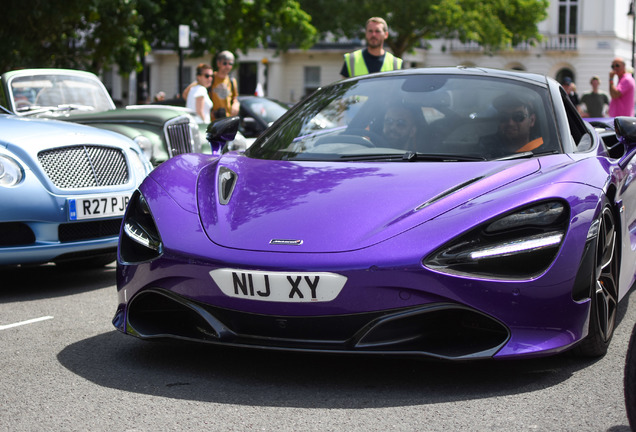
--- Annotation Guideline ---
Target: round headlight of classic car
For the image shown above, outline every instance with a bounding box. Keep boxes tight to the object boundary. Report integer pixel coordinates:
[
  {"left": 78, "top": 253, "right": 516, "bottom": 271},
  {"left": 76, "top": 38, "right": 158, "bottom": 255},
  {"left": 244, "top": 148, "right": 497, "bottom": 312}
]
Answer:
[
  {"left": 134, "top": 135, "right": 154, "bottom": 161},
  {"left": 128, "top": 147, "right": 153, "bottom": 181},
  {"left": 0, "top": 155, "right": 24, "bottom": 187}
]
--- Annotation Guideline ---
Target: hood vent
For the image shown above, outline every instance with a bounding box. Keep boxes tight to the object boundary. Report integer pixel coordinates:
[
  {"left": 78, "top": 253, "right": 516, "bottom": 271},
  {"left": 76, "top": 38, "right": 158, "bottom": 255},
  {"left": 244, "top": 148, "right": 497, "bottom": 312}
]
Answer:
[
  {"left": 218, "top": 166, "right": 238, "bottom": 205},
  {"left": 415, "top": 177, "right": 483, "bottom": 211}
]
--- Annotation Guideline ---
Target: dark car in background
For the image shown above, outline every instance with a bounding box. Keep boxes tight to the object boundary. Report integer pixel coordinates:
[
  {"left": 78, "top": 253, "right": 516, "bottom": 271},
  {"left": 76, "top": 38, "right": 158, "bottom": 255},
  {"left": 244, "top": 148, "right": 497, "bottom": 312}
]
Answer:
[
  {"left": 0, "top": 69, "right": 204, "bottom": 166},
  {"left": 237, "top": 96, "right": 289, "bottom": 143}
]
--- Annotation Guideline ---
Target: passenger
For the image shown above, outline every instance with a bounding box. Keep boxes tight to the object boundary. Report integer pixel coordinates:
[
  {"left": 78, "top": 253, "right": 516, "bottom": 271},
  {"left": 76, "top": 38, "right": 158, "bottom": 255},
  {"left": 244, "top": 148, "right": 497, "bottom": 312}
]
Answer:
[
  {"left": 382, "top": 104, "right": 419, "bottom": 151},
  {"left": 481, "top": 94, "right": 543, "bottom": 158}
]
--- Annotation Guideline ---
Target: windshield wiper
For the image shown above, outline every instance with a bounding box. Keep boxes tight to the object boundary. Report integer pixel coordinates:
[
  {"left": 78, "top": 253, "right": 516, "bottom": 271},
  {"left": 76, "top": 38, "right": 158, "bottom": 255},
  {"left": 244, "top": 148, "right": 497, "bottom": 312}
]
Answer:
[
  {"left": 338, "top": 153, "right": 404, "bottom": 161},
  {"left": 16, "top": 105, "right": 56, "bottom": 113},
  {"left": 494, "top": 151, "right": 534, "bottom": 161},
  {"left": 16, "top": 104, "right": 95, "bottom": 114},
  {"left": 338, "top": 152, "right": 486, "bottom": 162},
  {"left": 402, "top": 152, "right": 486, "bottom": 162},
  {"left": 58, "top": 104, "right": 95, "bottom": 112}
]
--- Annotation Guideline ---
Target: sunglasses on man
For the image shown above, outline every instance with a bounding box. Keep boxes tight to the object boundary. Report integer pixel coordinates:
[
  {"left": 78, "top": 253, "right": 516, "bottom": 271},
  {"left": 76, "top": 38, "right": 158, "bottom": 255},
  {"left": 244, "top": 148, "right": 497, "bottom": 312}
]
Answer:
[
  {"left": 384, "top": 117, "right": 410, "bottom": 127},
  {"left": 499, "top": 111, "right": 529, "bottom": 123}
]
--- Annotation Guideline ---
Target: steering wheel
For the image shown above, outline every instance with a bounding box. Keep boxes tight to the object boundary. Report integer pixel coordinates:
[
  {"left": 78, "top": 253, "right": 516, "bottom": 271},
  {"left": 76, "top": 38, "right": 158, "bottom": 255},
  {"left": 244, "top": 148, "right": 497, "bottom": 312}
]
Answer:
[{"left": 343, "top": 128, "right": 388, "bottom": 147}]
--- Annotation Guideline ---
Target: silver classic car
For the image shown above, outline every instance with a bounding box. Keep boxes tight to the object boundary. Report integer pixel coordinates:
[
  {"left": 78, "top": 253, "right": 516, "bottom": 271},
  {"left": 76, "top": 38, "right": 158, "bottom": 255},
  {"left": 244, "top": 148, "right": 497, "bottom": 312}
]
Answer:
[{"left": 0, "top": 68, "right": 205, "bottom": 165}]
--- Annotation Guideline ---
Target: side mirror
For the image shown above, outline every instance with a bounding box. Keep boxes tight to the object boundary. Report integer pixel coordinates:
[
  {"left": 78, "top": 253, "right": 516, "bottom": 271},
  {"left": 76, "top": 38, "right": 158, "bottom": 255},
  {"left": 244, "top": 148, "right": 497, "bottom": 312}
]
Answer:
[
  {"left": 614, "top": 117, "right": 636, "bottom": 168},
  {"left": 206, "top": 116, "right": 240, "bottom": 155},
  {"left": 615, "top": 116, "right": 636, "bottom": 143},
  {"left": 240, "top": 117, "right": 262, "bottom": 137}
]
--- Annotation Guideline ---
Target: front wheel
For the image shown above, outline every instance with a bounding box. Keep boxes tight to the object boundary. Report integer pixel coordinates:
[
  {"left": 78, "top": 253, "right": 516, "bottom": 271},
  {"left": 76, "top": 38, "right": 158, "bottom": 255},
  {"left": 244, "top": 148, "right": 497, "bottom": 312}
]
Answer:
[{"left": 573, "top": 205, "right": 619, "bottom": 357}]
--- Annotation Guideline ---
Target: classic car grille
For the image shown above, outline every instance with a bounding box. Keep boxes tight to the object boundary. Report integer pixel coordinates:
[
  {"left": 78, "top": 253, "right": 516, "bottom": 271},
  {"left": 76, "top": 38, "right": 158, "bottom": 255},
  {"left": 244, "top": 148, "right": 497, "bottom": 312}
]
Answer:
[
  {"left": 165, "top": 120, "right": 194, "bottom": 157},
  {"left": 59, "top": 218, "right": 123, "bottom": 242},
  {"left": 38, "top": 145, "right": 129, "bottom": 188}
]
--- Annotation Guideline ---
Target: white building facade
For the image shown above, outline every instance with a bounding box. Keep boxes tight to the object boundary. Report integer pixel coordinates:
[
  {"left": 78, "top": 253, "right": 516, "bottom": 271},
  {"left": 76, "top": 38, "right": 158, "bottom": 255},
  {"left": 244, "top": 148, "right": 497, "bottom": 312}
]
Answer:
[{"left": 113, "top": 0, "right": 636, "bottom": 106}]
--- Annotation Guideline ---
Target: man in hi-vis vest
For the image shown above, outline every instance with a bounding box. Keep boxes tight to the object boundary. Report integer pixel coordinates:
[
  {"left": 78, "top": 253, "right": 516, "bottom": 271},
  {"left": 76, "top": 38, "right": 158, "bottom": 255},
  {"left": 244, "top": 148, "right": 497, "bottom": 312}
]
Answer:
[{"left": 340, "top": 17, "right": 403, "bottom": 78}]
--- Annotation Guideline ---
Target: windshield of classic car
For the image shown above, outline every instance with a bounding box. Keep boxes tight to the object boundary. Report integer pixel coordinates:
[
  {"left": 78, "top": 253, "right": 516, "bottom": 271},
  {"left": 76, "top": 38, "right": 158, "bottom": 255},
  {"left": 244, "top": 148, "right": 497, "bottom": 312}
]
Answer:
[
  {"left": 247, "top": 75, "right": 560, "bottom": 162},
  {"left": 11, "top": 75, "right": 114, "bottom": 113}
]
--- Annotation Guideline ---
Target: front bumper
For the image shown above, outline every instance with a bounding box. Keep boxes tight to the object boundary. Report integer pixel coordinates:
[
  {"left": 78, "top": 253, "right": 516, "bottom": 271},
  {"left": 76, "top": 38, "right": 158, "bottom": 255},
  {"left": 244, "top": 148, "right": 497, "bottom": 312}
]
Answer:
[
  {"left": 114, "top": 288, "right": 509, "bottom": 361},
  {"left": 115, "top": 249, "right": 590, "bottom": 360},
  {"left": 0, "top": 219, "right": 121, "bottom": 266}
]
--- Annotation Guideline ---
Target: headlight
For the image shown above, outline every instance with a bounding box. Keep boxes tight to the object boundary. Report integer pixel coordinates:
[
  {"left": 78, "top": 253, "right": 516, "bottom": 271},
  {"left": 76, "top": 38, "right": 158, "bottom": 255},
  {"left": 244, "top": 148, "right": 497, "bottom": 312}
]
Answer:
[
  {"left": 128, "top": 147, "right": 153, "bottom": 181},
  {"left": 0, "top": 155, "right": 24, "bottom": 187},
  {"left": 424, "top": 200, "right": 569, "bottom": 279},
  {"left": 133, "top": 135, "right": 154, "bottom": 161},
  {"left": 120, "top": 190, "right": 163, "bottom": 263}
]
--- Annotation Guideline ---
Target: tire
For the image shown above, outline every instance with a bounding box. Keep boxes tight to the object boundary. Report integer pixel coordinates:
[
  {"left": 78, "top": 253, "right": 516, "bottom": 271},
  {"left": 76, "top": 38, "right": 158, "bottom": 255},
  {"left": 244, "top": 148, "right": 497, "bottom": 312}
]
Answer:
[
  {"left": 573, "top": 205, "right": 619, "bottom": 357},
  {"left": 625, "top": 323, "right": 636, "bottom": 429}
]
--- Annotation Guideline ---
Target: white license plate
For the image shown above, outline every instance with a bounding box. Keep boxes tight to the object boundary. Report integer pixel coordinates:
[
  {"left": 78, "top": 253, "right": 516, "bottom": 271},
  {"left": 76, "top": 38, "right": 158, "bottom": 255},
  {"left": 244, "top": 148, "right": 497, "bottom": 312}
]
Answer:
[
  {"left": 210, "top": 268, "right": 347, "bottom": 303},
  {"left": 69, "top": 194, "right": 131, "bottom": 220}
]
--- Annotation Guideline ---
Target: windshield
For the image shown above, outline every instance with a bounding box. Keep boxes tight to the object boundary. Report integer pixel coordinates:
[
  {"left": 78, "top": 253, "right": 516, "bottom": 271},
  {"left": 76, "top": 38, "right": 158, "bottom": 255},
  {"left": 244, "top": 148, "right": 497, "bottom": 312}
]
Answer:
[
  {"left": 247, "top": 74, "right": 560, "bottom": 162},
  {"left": 10, "top": 74, "right": 115, "bottom": 113}
]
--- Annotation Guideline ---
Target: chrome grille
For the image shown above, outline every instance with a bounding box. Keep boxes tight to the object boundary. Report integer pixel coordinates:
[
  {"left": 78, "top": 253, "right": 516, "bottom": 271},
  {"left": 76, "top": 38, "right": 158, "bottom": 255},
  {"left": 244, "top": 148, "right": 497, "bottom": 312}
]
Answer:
[
  {"left": 38, "top": 145, "right": 129, "bottom": 188},
  {"left": 165, "top": 118, "right": 194, "bottom": 157}
]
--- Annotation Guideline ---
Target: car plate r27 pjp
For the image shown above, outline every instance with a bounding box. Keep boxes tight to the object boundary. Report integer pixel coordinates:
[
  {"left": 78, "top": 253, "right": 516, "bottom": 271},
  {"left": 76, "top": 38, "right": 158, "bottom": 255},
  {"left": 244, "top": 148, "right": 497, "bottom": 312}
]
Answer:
[
  {"left": 210, "top": 269, "right": 347, "bottom": 303},
  {"left": 69, "top": 194, "right": 131, "bottom": 220}
]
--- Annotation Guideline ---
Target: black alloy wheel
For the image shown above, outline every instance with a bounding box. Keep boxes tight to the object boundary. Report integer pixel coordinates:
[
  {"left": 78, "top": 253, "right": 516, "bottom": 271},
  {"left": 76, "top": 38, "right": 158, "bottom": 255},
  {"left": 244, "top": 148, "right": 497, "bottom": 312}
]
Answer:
[{"left": 574, "top": 205, "right": 619, "bottom": 357}]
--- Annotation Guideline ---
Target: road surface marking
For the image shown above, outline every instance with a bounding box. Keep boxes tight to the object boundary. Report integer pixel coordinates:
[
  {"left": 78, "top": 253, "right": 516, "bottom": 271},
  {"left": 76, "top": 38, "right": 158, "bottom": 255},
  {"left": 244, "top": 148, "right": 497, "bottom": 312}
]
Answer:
[{"left": 0, "top": 316, "right": 54, "bottom": 330}]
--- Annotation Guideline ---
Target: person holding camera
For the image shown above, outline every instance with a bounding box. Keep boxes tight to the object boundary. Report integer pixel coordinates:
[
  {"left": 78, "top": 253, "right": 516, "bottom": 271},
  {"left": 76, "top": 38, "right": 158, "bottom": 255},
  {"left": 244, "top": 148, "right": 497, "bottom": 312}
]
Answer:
[{"left": 210, "top": 51, "right": 240, "bottom": 121}]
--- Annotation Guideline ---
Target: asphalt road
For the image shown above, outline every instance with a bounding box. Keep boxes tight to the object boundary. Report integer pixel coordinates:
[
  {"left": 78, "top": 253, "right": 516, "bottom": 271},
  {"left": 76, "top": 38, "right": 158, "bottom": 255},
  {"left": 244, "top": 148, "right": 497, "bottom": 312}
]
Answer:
[{"left": 1, "top": 263, "right": 634, "bottom": 432}]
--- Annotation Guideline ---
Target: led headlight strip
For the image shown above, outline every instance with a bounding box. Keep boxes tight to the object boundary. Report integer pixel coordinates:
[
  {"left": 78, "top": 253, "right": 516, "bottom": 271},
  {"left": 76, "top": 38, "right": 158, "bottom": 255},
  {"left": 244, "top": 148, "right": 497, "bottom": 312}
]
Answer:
[{"left": 469, "top": 232, "right": 564, "bottom": 260}]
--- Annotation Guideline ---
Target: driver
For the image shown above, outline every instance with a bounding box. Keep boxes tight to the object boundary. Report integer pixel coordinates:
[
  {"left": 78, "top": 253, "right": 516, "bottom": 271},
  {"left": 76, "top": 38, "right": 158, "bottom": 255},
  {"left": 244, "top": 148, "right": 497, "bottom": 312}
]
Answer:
[{"left": 382, "top": 104, "right": 418, "bottom": 150}]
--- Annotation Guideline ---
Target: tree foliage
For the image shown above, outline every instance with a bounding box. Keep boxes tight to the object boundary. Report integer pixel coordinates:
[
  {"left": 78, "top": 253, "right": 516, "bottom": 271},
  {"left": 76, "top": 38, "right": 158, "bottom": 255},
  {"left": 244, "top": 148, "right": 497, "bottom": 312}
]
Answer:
[
  {"left": 141, "top": 0, "right": 316, "bottom": 59},
  {"left": 1, "top": 0, "right": 142, "bottom": 73},
  {"left": 0, "top": 0, "right": 547, "bottom": 74},
  {"left": 0, "top": 0, "right": 316, "bottom": 74},
  {"left": 299, "top": 0, "right": 549, "bottom": 58}
]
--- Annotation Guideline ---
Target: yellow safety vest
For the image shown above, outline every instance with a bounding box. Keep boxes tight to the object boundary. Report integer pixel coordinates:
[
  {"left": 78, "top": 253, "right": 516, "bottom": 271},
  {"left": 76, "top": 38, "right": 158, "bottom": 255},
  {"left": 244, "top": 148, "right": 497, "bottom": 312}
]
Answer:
[{"left": 345, "top": 49, "right": 402, "bottom": 77}]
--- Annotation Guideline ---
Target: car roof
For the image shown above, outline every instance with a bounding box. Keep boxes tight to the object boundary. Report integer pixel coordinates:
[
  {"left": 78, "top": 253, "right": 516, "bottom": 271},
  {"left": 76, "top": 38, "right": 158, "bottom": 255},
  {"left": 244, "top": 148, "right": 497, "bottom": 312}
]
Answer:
[{"left": 339, "top": 66, "right": 551, "bottom": 87}]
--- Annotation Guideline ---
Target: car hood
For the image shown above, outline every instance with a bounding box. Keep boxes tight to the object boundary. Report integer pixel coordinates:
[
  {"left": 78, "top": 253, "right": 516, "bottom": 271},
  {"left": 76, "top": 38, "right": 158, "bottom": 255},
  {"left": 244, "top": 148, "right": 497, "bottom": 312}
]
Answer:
[
  {"left": 187, "top": 154, "right": 542, "bottom": 253},
  {"left": 0, "top": 114, "right": 136, "bottom": 153},
  {"left": 54, "top": 106, "right": 189, "bottom": 126}
]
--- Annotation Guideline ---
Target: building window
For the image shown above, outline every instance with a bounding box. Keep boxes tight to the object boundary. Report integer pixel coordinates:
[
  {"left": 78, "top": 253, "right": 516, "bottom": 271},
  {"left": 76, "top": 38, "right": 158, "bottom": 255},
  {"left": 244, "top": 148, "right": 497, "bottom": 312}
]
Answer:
[
  {"left": 304, "top": 66, "right": 320, "bottom": 97},
  {"left": 559, "top": 0, "right": 578, "bottom": 35}
]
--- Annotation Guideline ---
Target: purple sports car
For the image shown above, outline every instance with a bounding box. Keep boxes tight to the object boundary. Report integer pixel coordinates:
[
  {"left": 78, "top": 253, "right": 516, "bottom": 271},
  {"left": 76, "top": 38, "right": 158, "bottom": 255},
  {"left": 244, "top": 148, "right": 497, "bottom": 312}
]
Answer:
[{"left": 114, "top": 67, "right": 636, "bottom": 360}]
